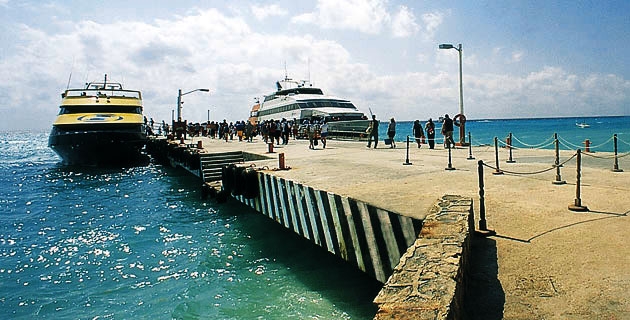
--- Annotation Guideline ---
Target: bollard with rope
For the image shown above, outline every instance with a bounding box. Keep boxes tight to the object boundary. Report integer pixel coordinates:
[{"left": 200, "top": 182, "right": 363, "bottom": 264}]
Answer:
[
  {"left": 613, "top": 134, "right": 623, "bottom": 172},
  {"left": 467, "top": 132, "right": 475, "bottom": 160},
  {"left": 403, "top": 136, "right": 412, "bottom": 165},
  {"left": 506, "top": 132, "right": 516, "bottom": 163},
  {"left": 493, "top": 137, "right": 504, "bottom": 175},
  {"left": 568, "top": 149, "right": 588, "bottom": 212},
  {"left": 476, "top": 160, "right": 495, "bottom": 236},
  {"left": 445, "top": 143, "right": 455, "bottom": 170},
  {"left": 553, "top": 133, "right": 566, "bottom": 185}
]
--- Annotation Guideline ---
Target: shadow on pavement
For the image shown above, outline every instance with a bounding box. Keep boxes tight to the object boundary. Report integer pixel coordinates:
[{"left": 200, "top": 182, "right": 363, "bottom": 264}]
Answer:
[{"left": 465, "top": 235, "right": 505, "bottom": 320}]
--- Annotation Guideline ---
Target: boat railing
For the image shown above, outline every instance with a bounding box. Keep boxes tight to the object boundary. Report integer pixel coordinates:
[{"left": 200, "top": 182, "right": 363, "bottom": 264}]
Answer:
[{"left": 63, "top": 89, "right": 141, "bottom": 99}]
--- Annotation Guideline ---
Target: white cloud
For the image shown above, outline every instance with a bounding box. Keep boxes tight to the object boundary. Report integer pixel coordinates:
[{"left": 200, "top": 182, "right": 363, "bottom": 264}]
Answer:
[
  {"left": 420, "top": 11, "right": 443, "bottom": 40},
  {"left": 0, "top": 7, "right": 628, "bottom": 130},
  {"left": 251, "top": 4, "right": 288, "bottom": 21},
  {"left": 391, "top": 6, "right": 419, "bottom": 38},
  {"left": 291, "top": 0, "right": 390, "bottom": 34},
  {"left": 511, "top": 50, "right": 524, "bottom": 62}
]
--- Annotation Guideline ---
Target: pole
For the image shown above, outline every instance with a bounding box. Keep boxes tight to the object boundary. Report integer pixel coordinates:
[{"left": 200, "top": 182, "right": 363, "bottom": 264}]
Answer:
[
  {"left": 171, "top": 110, "right": 174, "bottom": 122},
  {"left": 506, "top": 132, "right": 516, "bottom": 163},
  {"left": 613, "top": 134, "right": 623, "bottom": 172},
  {"left": 568, "top": 149, "right": 588, "bottom": 211},
  {"left": 457, "top": 44, "right": 466, "bottom": 146},
  {"left": 478, "top": 160, "right": 487, "bottom": 230},
  {"left": 553, "top": 133, "right": 566, "bottom": 184},
  {"left": 403, "top": 136, "right": 412, "bottom": 165},
  {"left": 207, "top": 109, "right": 210, "bottom": 123},
  {"left": 177, "top": 89, "right": 182, "bottom": 122},
  {"left": 467, "top": 131, "right": 475, "bottom": 160},
  {"left": 476, "top": 160, "right": 495, "bottom": 236},
  {"left": 445, "top": 143, "right": 455, "bottom": 170},
  {"left": 493, "top": 137, "right": 503, "bottom": 175}
]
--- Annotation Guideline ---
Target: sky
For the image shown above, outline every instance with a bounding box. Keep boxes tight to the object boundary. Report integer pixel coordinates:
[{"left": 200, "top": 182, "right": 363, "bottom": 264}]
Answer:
[{"left": 1, "top": 0, "right": 629, "bottom": 130}]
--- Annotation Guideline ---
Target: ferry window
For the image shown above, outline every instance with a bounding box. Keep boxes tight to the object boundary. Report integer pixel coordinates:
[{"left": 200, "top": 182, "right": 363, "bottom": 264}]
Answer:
[{"left": 59, "top": 106, "right": 142, "bottom": 114}]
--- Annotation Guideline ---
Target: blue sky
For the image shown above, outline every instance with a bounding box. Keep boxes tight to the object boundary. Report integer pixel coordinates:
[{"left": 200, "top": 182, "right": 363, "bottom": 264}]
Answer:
[{"left": 1, "top": 0, "right": 629, "bottom": 130}]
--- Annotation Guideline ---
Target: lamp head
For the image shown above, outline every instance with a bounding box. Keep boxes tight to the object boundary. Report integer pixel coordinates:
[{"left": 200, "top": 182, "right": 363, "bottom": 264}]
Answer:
[
  {"left": 199, "top": 89, "right": 210, "bottom": 92},
  {"left": 439, "top": 44, "right": 454, "bottom": 49}
]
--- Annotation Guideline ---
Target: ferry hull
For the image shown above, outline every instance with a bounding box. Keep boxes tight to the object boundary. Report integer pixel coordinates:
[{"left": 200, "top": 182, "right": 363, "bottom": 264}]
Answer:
[{"left": 48, "top": 129, "right": 147, "bottom": 165}]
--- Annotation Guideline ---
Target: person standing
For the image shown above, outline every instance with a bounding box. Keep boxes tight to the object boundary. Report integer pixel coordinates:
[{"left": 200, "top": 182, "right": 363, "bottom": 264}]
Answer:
[
  {"left": 425, "top": 118, "right": 435, "bottom": 149},
  {"left": 387, "top": 118, "right": 397, "bottom": 148},
  {"left": 367, "top": 115, "right": 379, "bottom": 148},
  {"left": 412, "top": 120, "right": 424, "bottom": 148},
  {"left": 441, "top": 114, "right": 455, "bottom": 148},
  {"left": 321, "top": 120, "right": 328, "bottom": 149}
]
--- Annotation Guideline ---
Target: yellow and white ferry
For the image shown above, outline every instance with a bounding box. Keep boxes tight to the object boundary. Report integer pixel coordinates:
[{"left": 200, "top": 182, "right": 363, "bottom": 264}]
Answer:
[{"left": 48, "top": 75, "right": 147, "bottom": 165}]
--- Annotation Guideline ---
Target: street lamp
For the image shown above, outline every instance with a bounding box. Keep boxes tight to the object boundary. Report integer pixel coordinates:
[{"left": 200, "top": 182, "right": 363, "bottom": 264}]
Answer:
[
  {"left": 177, "top": 88, "right": 210, "bottom": 122},
  {"left": 439, "top": 43, "right": 467, "bottom": 146}
]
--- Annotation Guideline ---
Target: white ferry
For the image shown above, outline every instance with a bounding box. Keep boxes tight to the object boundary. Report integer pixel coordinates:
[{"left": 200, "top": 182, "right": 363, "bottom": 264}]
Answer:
[{"left": 250, "top": 76, "right": 370, "bottom": 138}]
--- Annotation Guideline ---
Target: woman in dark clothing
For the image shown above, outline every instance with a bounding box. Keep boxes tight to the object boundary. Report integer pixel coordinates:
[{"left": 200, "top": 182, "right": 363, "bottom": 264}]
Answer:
[
  {"left": 412, "top": 120, "right": 424, "bottom": 148},
  {"left": 425, "top": 118, "right": 435, "bottom": 149},
  {"left": 387, "top": 118, "right": 396, "bottom": 148}
]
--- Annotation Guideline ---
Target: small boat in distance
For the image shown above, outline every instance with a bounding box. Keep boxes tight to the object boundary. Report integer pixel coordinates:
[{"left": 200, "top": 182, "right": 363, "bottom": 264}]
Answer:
[
  {"left": 48, "top": 75, "right": 147, "bottom": 165},
  {"left": 576, "top": 122, "right": 590, "bottom": 128}
]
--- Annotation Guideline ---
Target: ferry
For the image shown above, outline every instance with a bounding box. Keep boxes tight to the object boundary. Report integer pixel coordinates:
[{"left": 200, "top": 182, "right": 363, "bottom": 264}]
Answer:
[
  {"left": 250, "top": 76, "right": 370, "bottom": 138},
  {"left": 48, "top": 75, "right": 147, "bottom": 165}
]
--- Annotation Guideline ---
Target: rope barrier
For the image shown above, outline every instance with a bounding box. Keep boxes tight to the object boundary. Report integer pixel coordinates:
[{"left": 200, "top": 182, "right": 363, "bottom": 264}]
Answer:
[
  {"left": 480, "top": 152, "right": 577, "bottom": 176},
  {"left": 497, "top": 138, "right": 556, "bottom": 150},
  {"left": 511, "top": 134, "right": 555, "bottom": 148},
  {"left": 557, "top": 135, "right": 614, "bottom": 150},
  {"left": 557, "top": 136, "right": 585, "bottom": 149},
  {"left": 617, "top": 136, "right": 630, "bottom": 146}
]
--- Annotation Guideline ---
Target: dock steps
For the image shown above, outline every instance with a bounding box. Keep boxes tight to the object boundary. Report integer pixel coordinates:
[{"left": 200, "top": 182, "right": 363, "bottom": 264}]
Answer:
[{"left": 199, "top": 151, "right": 244, "bottom": 182}]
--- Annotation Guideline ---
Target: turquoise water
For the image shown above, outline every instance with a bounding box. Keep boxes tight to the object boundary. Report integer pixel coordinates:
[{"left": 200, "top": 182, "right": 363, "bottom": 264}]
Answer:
[
  {"left": 0, "top": 131, "right": 380, "bottom": 319},
  {"left": 382, "top": 116, "right": 630, "bottom": 152}
]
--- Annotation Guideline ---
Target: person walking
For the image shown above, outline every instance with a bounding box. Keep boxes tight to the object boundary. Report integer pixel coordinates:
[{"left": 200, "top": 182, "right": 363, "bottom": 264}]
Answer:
[
  {"left": 425, "top": 118, "right": 435, "bottom": 149},
  {"left": 387, "top": 118, "right": 397, "bottom": 148},
  {"left": 412, "top": 120, "right": 424, "bottom": 148},
  {"left": 441, "top": 114, "right": 455, "bottom": 148},
  {"left": 321, "top": 119, "right": 328, "bottom": 149},
  {"left": 367, "top": 115, "right": 379, "bottom": 148}
]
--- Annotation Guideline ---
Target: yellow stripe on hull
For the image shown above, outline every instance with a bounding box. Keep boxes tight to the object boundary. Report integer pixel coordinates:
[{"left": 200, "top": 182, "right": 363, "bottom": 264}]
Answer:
[{"left": 53, "top": 113, "right": 143, "bottom": 126}]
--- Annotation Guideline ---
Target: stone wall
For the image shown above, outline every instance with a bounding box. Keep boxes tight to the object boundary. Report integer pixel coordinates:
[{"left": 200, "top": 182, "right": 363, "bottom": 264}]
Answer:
[{"left": 373, "top": 195, "right": 473, "bottom": 320}]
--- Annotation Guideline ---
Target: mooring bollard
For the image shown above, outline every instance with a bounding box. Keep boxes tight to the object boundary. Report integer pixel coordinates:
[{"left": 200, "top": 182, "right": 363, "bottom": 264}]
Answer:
[
  {"left": 267, "top": 142, "right": 274, "bottom": 153},
  {"left": 568, "top": 149, "right": 588, "bottom": 212},
  {"left": 476, "top": 160, "right": 495, "bottom": 236},
  {"left": 493, "top": 137, "right": 503, "bottom": 175},
  {"left": 279, "top": 152, "right": 285, "bottom": 169},
  {"left": 613, "top": 134, "right": 623, "bottom": 172},
  {"left": 553, "top": 133, "right": 566, "bottom": 185},
  {"left": 445, "top": 143, "right": 455, "bottom": 170},
  {"left": 506, "top": 132, "right": 516, "bottom": 163},
  {"left": 197, "top": 140, "right": 203, "bottom": 149},
  {"left": 403, "top": 136, "right": 412, "bottom": 165},
  {"left": 583, "top": 139, "right": 591, "bottom": 153},
  {"left": 467, "top": 131, "right": 475, "bottom": 160}
]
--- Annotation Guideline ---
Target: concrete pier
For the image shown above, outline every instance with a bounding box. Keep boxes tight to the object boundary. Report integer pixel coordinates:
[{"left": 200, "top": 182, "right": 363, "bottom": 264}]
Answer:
[{"left": 148, "top": 135, "right": 630, "bottom": 319}]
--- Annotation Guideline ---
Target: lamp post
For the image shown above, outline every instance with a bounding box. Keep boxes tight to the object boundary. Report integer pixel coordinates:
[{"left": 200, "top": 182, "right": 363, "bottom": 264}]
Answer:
[
  {"left": 439, "top": 43, "right": 467, "bottom": 146},
  {"left": 177, "top": 88, "right": 210, "bottom": 122}
]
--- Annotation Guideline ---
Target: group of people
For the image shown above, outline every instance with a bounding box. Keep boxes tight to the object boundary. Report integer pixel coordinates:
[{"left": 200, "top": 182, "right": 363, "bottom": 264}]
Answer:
[{"left": 366, "top": 114, "right": 457, "bottom": 149}]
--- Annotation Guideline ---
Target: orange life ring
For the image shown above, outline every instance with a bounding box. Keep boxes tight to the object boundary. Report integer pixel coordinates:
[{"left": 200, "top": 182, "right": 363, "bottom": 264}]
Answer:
[{"left": 454, "top": 114, "right": 466, "bottom": 127}]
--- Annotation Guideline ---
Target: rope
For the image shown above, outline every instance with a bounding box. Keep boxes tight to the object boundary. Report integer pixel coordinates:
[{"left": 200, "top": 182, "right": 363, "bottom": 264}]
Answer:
[
  {"left": 582, "top": 152, "right": 618, "bottom": 160},
  {"left": 480, "top": 152, "right": 577, "bottom": 176},
  {"left": 557, "top": 136, "right": 585, "bottom": 149},
  {"left": 511, "top": 134, "right": 555, "bottom": 148},
  {"left": 498, "top": 138, "right": 556, "bottom": 150},
  {"left": 617, "top": 136, "right": 630, "bottom": 146},
  {"left": 557, "top": 135, "right": 614, "bottom": 150}
]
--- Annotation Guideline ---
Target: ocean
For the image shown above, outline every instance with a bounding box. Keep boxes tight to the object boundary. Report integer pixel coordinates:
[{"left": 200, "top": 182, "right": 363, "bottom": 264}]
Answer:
[
  {"left": 0, "top": 131, "right": 380, "bottom": 319},
  {"left": 1, "top": 115, "right": 629, "bottom": 319},
  {"left": 382, "top": 116, "right": 630, "bottom": 153}
]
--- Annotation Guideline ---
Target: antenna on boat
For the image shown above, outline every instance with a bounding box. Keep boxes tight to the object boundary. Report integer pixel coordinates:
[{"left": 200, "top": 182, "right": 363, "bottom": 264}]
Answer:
[
  {"left": 103, "top": 74, "right": 107, "bottom": 89},
  {"left": 284, "top": 61, "right": 288, "bottom": 80},
  {"left": 307, "top": 57, "right": 311, "bottom": 83},
  {"left": 66, "top": 57, "right": 75, "bottom": 90}
]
